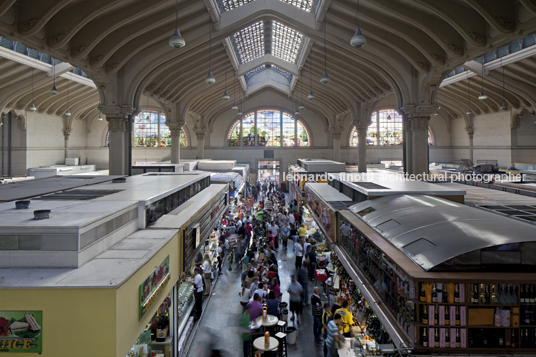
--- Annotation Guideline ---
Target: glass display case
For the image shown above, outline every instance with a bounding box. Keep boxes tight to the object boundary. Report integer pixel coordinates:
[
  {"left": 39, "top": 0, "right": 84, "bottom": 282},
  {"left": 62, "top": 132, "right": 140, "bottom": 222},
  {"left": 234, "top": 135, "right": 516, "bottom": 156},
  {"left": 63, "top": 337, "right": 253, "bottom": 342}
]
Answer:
[{"left": 177, "top": 282, "right": 194, "bottom": 338}]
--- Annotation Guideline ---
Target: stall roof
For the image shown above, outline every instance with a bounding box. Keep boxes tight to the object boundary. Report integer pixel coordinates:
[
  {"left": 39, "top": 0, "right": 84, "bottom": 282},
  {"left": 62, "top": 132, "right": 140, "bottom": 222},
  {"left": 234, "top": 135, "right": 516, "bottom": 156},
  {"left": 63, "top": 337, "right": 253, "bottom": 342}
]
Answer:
[
  {"left": 348, "top": 194, "right": 536, "bottom": 271},
  {"left": 330, "top": 171, "right": 466, "bottom": 197},
  {"left": 306, "top": 183, "right": 353, "bottom": 202}
]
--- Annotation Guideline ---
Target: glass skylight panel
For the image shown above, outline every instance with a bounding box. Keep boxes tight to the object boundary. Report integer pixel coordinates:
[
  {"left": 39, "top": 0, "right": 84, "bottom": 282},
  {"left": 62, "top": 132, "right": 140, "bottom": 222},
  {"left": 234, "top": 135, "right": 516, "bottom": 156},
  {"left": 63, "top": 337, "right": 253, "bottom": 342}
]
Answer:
[
  {"left": 233, "top": 21, "right": 264, "bottom": 64},
  {"left": 271, "top": 65, "right": 292, "bottom": 81},
  {"left": 220, "top": 0, "right": 255, "bottom": 12},
  {"left": 279, "top": 0, "right": 313, "bottom": 12},
  {"left": 272, "top": 21, "right": 303, "bottom": 63},
  {"left": 244, "top": 65, "right": 266, "bottom": 82}
]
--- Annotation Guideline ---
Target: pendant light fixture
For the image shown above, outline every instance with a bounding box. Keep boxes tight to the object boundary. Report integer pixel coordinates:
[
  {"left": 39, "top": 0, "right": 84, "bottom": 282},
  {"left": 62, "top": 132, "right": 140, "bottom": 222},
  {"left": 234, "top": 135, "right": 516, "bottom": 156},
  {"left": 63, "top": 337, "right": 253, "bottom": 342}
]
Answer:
[
  {"left": 307, "top": 57, "right": 314, "bottom": 100},
  {"left": 466, "top": 72, "right": 473, "bottom": 115},
  {"left": 500, "top": 57, "right": 508, "bottom": 110},
  {"left": 28, "top": 68, "right": 37, "bottom": 111},
  {"left": 320, "top": 15, "right": 331, "bottom": 84},
  {"left": 169, "top": 0, "right": 186, "bottom": 48},
  {"left": 205, "top": 18, "right": 216, "bottom": 84},
  {"left": 387, "top": 113, "right": 392, "bottom": 120},
  {"left": 434, "top": 91, "right": 440, "bottom": 116},
  {"left": 231, "top": 76, "right": 238, "bottom": 110},
  {"left": 98, "top": 113, "right": 103, "bottom": 121},
  {"left": 299, "top": 76, "right": 305, "bottom": 110},
  {"left": 237, "top": 89, "right": 243, "bottom": 116},
  {"left": 64, "top": 80, "right": 71, "bottom": 116},
  {"left": 350, "top": 0, "right": 367, "bottom": 48},
  {"left": 50, "top": 59, "right": 59, "bottom": 95},
  {"left": 222, "top": 59, "right": 230, "bottom": 100},
  {"left": 294, "top": 98, "right": 300, "bottom": 115},
  {"left": 478, "top": 56, "right": 487, "bottom": 100},
  {"left": 145, "top": 95, "right": 150, "bottom": 120}
]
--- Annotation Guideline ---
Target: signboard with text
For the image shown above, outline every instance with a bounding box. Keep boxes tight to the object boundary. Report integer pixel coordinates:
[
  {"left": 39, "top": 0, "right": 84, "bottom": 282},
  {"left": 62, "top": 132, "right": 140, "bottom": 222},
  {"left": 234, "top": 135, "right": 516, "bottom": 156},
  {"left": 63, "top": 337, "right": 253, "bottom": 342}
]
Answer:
[
  {"left": 0, "top": 311, "right": 42, "bottom": 353},
  {"left": 139, "top": 256, "right": 170, "bottom": 319}
]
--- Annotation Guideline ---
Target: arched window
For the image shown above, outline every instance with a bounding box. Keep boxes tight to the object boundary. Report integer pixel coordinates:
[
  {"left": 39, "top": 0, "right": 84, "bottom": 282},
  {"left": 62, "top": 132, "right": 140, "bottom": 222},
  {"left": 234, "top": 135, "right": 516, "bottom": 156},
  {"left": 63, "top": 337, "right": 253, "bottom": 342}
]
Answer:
[
  {"left": 133, "top": 110, "right": 187, "bottom": 147},
  {"left": 105, "top": 110, "right": 187, "bottom": 147},
  {"left": 227, "top": 109, "right": 309, "bottom": 147},
  {"left": 349, "top": 109, "right": 402, "bottom": 146}
]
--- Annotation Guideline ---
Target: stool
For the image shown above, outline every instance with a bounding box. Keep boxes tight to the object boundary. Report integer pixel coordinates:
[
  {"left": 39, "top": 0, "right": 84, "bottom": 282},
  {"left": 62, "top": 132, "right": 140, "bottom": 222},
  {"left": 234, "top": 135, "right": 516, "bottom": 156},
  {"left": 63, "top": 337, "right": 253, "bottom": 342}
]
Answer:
[
  {"left": 276, "top": 320, "right": 286, "bottom": 333},
  {"left": 275, "top": 332, "right": 287, "bottom": 357}
]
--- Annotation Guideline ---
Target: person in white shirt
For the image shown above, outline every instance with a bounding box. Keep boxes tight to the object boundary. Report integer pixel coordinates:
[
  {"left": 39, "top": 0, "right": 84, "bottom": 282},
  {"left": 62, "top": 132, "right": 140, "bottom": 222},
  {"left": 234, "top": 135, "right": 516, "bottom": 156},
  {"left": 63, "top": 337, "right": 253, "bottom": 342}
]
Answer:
[
  {"left": 193, "top": 267, "right": 203, "bottom": 320},
  {"left": 288, "top": 212, "right": 295, "bottom": 225},
  {"left": 203, "top": 254, "right": 212, "bottom": 296},
  {"left": 294, "top": 237, "right": 304, "bottom": 269},
  {"left": 341, "top": 222, "right": 351, "bottom": 239},
  {"left": 239, "top": 285, "right": 252, "bottom": 307},
  {"left": 254, "top": 283, "right": 268, "bottom": 299}
]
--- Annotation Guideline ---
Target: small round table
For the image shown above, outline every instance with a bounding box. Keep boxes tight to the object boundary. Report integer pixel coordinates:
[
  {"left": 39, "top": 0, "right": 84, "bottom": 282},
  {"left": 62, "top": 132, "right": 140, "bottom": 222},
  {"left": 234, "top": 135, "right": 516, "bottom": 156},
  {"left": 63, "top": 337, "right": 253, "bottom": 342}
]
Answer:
[
  {"left": 256, "top": 315, "right": 279, "bottom": 328},
  {"left": 253, "top": 336, "right": 279, "bottom": 352}
]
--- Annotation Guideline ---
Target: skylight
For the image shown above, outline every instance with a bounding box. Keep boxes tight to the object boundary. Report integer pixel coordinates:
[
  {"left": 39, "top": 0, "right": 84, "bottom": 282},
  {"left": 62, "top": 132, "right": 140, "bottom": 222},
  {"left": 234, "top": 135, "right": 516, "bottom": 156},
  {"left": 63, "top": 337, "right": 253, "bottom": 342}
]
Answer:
[
  {"left": 279, "top": 0, "right": 314, "bottom": 12},
  {"left": 232, "top": 21, "right": 264, "bottom": 64},
  {"left": 221, "top": 0, "right": 254, "bottom": 12},
  {"left": 243, "top": 64, "right": 293, "bottom": 83},
  {"left": 244, "top": 65, "right": 266, "bottom": 82},
  {"left": 272, "top": 21, "right": 303, "bottom": 63},
  {"left": 271, "top": 65, "right": 292, "bottom": 81}
]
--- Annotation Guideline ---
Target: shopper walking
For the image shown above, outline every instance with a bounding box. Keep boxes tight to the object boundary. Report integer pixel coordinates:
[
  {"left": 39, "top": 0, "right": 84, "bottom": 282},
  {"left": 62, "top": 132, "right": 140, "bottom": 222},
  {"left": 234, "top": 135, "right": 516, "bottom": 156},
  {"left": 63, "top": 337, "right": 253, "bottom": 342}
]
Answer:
[
  {"left": 298, "top": 261, "right": 309, "bottom": 305},
  {"left": 311, "top": 287, "right": 324, "bottom": 345},
  {"left": 240, "top": 307, "right": 252, "bottom": 357},
  {"left": 294, "top": 237, "right": 304, "bottom": 269},
  {"left": 288, "top": 274, "right": 303, "bottom": 324},
  {"left": 203, "top": 254, "right": 212, "bottom": 296},
  {"left": 193, "top": 267, "right": 203, "bottom": 321}
]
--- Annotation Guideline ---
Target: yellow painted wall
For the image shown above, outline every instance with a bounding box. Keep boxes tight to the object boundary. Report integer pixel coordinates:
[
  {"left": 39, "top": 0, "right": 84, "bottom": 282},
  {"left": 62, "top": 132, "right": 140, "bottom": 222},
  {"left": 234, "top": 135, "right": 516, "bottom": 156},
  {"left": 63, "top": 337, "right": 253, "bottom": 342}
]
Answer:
[
  {"left": 115, "top": 233, "right": 180, "bottom": 357},
  {"left": 0, "top": 288, "right": 116, "bottom": 357}
]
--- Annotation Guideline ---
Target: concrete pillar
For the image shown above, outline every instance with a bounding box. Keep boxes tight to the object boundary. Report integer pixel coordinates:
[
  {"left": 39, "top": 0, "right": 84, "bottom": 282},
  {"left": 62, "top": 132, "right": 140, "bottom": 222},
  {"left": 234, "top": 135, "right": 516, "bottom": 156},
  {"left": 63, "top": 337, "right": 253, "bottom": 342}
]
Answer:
[
  {"left": 63, "top": 128, "right": 71, "bottom": 160},
  {"left": 196, "top": 132, "right": 205, "bottom": 159},
  {"left": 405, "top": 117, "right": 413, "bottom": 175},
  {"left": 107, "top": 116, "right": 128, "bottom": 175},
  {"left": 411, "top": 115, "right": 431, "bottom": 176},
  {"left": 332, "top": 132, "right": 341, "bottom": 162},
  {"left": 357, "top": 127, "right": 367, "bottom": 173},
  {"left": 466, "top": 126, "right": 474, "bottom": 163}
]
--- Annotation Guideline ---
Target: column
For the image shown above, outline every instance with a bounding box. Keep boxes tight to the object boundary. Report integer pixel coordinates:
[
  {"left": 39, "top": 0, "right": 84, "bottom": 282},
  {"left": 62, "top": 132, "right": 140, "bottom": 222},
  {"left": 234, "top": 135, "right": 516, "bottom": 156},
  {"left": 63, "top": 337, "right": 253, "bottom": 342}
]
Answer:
[
  {"left": 196, "top": 132, "right": 205, "bottom": 159},
  {"left": 63, "top": 128, "right": 71, "bottom": 160},
  {"left": 169, "top": 122, "right": 184, "bottom": 164},
  {"left": 107, "top": 115, "right": 128, "bottom": 175},
  {"left": 332, "top": 132, "right": 341, "bottom": 162},
  {"left": 411, "top": 115, "right": 431, "bottom": 176},
  {"left": 354, "top": 123, "right": 368, "bottom": 173},
  {"left": 405, "top": 116, "right": 413, "bottom": 175},
  {"left": 466, "top": 126, "right": 474, "bottom": 163}
]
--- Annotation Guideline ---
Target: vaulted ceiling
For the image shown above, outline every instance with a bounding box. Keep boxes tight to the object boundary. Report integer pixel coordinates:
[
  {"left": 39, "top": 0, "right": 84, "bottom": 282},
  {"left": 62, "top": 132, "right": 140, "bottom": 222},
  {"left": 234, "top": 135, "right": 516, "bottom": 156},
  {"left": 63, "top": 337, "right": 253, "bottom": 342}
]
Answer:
[{"left": 1, "top": 0, "right": 536, "bottom": 126}]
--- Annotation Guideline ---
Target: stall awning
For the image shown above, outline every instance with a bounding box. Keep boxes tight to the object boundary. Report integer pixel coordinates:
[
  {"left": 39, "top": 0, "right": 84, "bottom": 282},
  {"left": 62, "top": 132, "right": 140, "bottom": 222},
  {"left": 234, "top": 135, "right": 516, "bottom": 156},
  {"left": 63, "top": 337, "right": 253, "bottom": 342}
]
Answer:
[{"left": 348, "top": 194, "right": 536, "bottom": 271}]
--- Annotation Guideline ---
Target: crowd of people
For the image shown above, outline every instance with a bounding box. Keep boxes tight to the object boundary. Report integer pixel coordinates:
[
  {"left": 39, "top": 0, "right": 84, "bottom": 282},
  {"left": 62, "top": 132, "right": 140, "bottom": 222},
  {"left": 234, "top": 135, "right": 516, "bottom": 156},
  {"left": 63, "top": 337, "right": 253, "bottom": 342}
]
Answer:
[{"left": 193, "top": 179, "right": 348, "bottom": 357}]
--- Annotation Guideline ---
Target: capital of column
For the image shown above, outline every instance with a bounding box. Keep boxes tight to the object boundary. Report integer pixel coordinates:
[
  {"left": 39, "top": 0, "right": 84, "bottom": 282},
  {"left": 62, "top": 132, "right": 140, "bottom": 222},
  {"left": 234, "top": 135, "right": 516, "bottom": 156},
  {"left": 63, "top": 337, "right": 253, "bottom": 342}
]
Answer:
[
  {"left": 352, "top": 120, "right": 371, "bottom": 130},
  {"left": 465, "top": 125, "right": 474, "bottom": 138},
  {"left": 107, "top": 117, "right": 127, "bottom": 132},
  {"left": 410, "top": 116, "right": 430, "bottom": 132},
  {"left": 330, "top": 126, "right": 344, "bottom": 140},
  {"left": 167, "top": 121, "right": 185, "bottom": 137},
  {"left": 63, "top": 128, "right": 72, "bottom": 137}
]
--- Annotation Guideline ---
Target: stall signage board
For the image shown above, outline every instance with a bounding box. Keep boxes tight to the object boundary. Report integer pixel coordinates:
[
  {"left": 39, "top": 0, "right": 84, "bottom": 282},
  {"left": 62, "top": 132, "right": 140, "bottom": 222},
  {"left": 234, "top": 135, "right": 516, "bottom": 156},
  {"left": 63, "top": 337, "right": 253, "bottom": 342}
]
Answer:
[
  {"left": 139, "top": 255, "right": 170, "bottom": 320},
  {"left": 305, "top": 186, "right": 336, "bottom": 242},
  {"left": 0, "top": 311, "right": 42, "bottom": 353}
]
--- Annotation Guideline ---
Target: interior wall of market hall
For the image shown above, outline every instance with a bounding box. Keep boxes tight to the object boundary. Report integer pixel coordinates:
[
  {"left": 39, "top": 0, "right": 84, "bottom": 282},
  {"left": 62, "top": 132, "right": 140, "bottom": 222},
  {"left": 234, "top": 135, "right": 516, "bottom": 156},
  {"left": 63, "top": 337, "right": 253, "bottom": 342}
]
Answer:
[{"left": 0, "top": 1, "right": 535, "bottom": 176}]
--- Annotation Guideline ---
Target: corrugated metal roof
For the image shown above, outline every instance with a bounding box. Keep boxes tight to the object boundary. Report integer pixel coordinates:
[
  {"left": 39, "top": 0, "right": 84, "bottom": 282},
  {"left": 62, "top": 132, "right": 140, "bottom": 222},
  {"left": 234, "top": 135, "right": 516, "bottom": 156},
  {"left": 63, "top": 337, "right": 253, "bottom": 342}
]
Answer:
[{"left": 348, "top": 195, "right": 536, "bottom": 271}]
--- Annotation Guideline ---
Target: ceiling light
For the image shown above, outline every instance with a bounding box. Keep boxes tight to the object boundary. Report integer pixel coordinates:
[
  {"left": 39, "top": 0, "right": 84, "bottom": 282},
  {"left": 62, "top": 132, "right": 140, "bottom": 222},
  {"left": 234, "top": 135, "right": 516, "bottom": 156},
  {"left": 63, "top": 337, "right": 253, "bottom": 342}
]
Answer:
[
  {"left": 29, "top": 68, "right": 37, "bottom": 111},
  {"left": 308, "top": 57, "right": 314, "bottom": 100},
  {"left": 387, "top": 114, "right": 392, "bottom": 120},
  {"left": 205, "top": 18, "right": 215, "bottom": 84},
  {"left": 223, "top": 59, "right": 229, "bottom": 100},
  {"left": 478, "top": 91, "right": 487, "bottom": 100},
  {"left": 294, "top": 107, "right": 300, "bottom": 115},
  {"left": 222, "top": 90, "right": 230, "bottom": 100},
  {"left": 65, "top": 80, "right": 71, "bottom": 117},
  {"left": 350, "top": 27, "right": 367, "bottom": 48},
  {"left": 320, "top": 71, "right": 330, "bottom": 84},
  {"left": 466, "top": 73, "right": 472, "bottom": 116},
  {"left": 169, "top": 0, "right": 185, "bottom": 48},
  {"left": 299, "top": 102, "right": 305, "bottom": 110},
  {"left": 50, "top": 60, "right": 59, "bottom": 95},
  {"left": 501, "top": 58, "right": 508, "bottom": 111},
  {"left": 65, "top": 109, "right": 71, "bottom": 116},
  {"left": 479, "top": 58, "right": 486, "bottom": 100},
  {"left": 237, "top": 108, "right": 243, "bottom": 116},
  {"left": 231, "top": 102, "right": 238, "bottom": 110},
  {"left": 466, "top": 108, "right": 473, "bottom": 115},
  {"left": 307, "top": 91, "right": 314, "bottom": 100},
  {"left": 434, "top": 110, "right": 439, "bottom": 116},
  {"left": 500, "top": 101, "right": 508, "bottom": 111},
  {"left": 98, "top": 114, "right": 103, "bottom": 121},
  {"left": 321, "top": 16, "right": 331, "bottom": 84}
]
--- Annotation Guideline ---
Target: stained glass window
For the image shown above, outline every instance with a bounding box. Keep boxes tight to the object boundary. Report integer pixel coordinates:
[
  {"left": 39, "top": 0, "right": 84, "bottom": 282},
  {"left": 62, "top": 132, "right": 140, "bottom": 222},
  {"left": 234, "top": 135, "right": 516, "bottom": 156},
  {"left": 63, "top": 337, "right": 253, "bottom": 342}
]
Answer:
[
  {"left": 134, "top": 110, "right": 159, "bottom": 147},
  {"left": 378, "top": 109, "right": 403, "bottom": 146},
  {"left": 368, "top": 112, "right": 378, "bottom": 146},
  {"left": 226, "top": 110, "right": 309, "bottom": 147},
  {"left": 297, "top": 120, "right": 309, "bottom": 147}
]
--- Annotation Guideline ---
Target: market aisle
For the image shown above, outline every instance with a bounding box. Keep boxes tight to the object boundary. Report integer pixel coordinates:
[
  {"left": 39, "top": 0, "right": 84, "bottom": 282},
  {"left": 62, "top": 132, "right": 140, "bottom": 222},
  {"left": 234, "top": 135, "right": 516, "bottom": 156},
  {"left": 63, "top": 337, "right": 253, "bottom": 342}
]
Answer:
[{"left": 185, "top": 236, "right": 324, "bottom": 356}]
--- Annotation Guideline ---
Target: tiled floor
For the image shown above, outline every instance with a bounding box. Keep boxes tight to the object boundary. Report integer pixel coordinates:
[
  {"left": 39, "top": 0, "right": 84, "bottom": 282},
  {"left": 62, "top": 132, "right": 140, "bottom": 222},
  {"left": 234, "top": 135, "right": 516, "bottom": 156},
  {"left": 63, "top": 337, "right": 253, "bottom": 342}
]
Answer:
[{"left": 185, "top": 241, "right": 323, "bottom": 357}]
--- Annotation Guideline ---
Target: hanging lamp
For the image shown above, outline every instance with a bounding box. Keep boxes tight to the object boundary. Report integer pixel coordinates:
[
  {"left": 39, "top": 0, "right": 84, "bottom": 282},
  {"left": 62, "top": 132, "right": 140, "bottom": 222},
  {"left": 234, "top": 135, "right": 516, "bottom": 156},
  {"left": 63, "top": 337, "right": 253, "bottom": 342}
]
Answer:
[
  {"left": 387, "top": 113, "right": 392, "bottom": 120},
  {"left": 98, "top": 114, "right": 103, "bottom": 121},
  {"left": 222, "top": 59, "right": 230, "bottom": 100},
  {"left": 320, "top": 15, "right": 331, "bottom": 84},
  {"left": 294, "top": 98, "right": 300, "bottom": 115},
  {"left": 205, "top": 18, "right": 216, "bottom": 84},
  {"left": 299, "top": 76, "right": 305, "bottom": 110},
  {"left": 501, "top": 58, "right": 508, "bottom": 110},
  {"left": 237, "top": 89, "right": 243, "bottom": 116},
  {"left": 169, "top": 0, "right": 186, "bottom": 48},
  {"left": 50, "top": 60, "right": 59, "bottom": 95},
  {"left": 231, "top": 76, "right": 238, "bottom": 110},
  {"left": 29, "top": 68, "right": 37, "bottom": 111},
  {"left": 350, "top": 0, "right": 367, "bottom": 48},
  {"left": 466, "top": 72, "right": 473, "bottom": 115},
  {"left": 145, "top": 95, "right": 150, "bottom": 120},
  {"left": 307, "top": 57, "right": 314, "bottom": 100},
  {"left": 64, "top": 80, "right": 71, "bottom": 116},
  {"left": 478, "top": 56, "right": 487, "bottom": 100}
]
